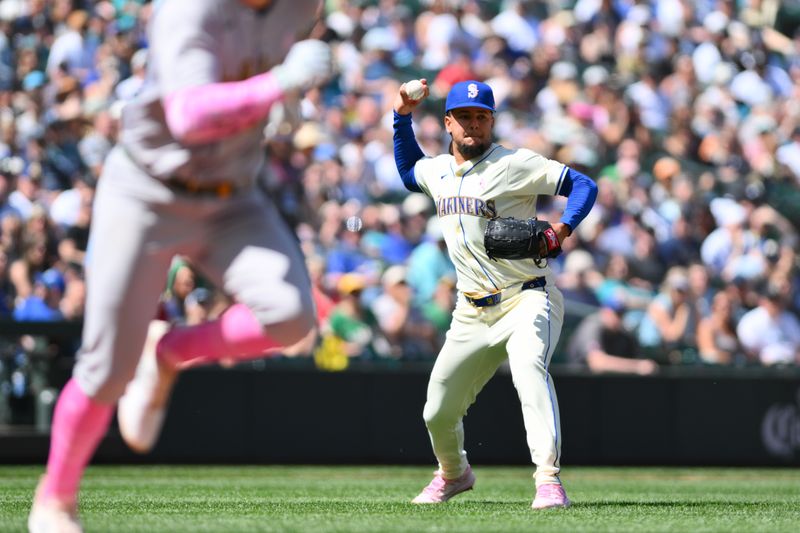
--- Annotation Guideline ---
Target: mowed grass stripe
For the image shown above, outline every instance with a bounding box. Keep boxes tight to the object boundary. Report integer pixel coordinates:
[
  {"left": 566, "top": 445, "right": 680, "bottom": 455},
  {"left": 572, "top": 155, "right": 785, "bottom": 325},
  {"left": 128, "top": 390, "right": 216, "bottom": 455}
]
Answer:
[{"left": 2, "top": 466, "right": 799, "bottom": 532}]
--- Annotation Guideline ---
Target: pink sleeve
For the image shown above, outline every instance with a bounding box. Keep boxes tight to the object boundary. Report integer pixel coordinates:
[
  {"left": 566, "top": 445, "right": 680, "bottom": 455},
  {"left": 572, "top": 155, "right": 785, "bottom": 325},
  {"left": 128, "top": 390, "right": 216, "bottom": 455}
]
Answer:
[{"left": 163, "top": 70, "right": 285, "bottom": 145}]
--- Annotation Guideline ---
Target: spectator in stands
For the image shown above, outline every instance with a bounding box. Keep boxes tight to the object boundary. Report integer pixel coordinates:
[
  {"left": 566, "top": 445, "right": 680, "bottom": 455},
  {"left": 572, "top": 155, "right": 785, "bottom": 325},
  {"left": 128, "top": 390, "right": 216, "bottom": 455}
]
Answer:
[
  {"left": 701, "top": 197, "right": 761, "bottom": 282},
  {"left": 59, "top": 264, "right": 85, "bottom": 321},
  {"left": 40, "top": 114, "right": 87, "bottom": 192},
  {"left": 114, "top": 47, "right": 147, "bottom": 102},
  {"left": 657, "top": 212, "right": 705, "bottom": 268},
  {"left": 77, "top": 107, "right": 117, "bottom": 180},
  {"left": 328, "top": 273, "right": 386, "bottom": 359},
  {"left": 747, "top": 203, "right": 798, "bottom": 283},
  {"left": 183, "top": 287, "right": 213, "bottom": 327},
  {"left": 49, "top": 173, "right": 95, "bottom": 229},
  {"left": 0, "top": 211, "right": 23, "bottom": 258},
  {"left": 595, "top": 209, "right": 637, "bottom": 258},
  {"left": 736, "top": 280, "right": 800, "bottom": 366},
  {"left": 687, "top": 262, "right": 713, "bottom": 319},
  {"left": 627, "top": 226, "right": 666, "bottom": 290},
  {"left": 696, "top": 291, "right": 742, "bottom": 365},
  {"left": 13, "top": 268, "right": 64, "bottom": 321},
  {"left": 159, "top": 257, "right": 197, "bottom": 326},
  {"left": 558, "top": 249, "right": 601, "bottom": 307},
  {"left": 305, "top": 254, "right": 335, "bottom": 329},
  {"left": 8, "top": 232, "right": 49, "bottom": 304},
  {"left": 567, "top": 297, "right": 658, "bottom": 375},
  {"left": 7, "top": 170, "right": 43, "bottom": 220},
  {"left": 371, "top": 265, "right": 437, "bottom": 359},
  {"left": 594, "top": 254, "right": 652, "bottom": 316},
  {"left": 421, "top": 274, "right": 456, "bottom": 349},
  {"left": 376, "top": 204, "right": 414, "bottom": 265},
  {"left": 776, "top": 126, "right": 800, "bottom": 182},
  {"left": 23, "top": 203, "right": 58, "bottom": 246},
  {"left": 81, "top": 50, "right": 120, "bottom": 116},
  {"left": 45, "top": 10, "right": 92, "bottom": 81},
  {"left": 56, "top": 193, "right": 91, "bottom": 266},
  {"left": 0, "top": 248, "right": 13, "bottom": 317},
  {"left": 637, "top": 267, "right": 697, "bottom": 362},
  {"left": 406, "top": 217, "right": 454, "bottom": 307}
]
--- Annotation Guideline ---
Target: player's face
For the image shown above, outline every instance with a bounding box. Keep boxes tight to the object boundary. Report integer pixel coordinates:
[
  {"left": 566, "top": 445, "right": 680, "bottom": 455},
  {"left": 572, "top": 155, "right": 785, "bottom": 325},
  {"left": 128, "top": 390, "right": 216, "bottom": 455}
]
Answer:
[{"left": 445, "top": 107, "right": 494, "bottom": 160}]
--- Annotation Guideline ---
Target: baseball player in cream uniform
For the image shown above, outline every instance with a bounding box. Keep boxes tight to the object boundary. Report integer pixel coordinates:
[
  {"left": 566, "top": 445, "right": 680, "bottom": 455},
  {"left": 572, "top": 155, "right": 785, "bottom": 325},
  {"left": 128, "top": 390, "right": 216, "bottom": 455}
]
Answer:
[
  {"left": 393, "top": 79, "right": 597, "bottom": 508},
  {"left": 29, "top": 1, "right": 332, "bottom": 531}
]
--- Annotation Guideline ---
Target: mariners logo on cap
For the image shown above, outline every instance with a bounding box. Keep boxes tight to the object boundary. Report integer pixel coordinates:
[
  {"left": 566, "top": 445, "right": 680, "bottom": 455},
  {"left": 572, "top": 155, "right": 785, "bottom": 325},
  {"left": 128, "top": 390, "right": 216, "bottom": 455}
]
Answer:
[{"left": 445, "top": 80, "right": 495, "bottom": 113}]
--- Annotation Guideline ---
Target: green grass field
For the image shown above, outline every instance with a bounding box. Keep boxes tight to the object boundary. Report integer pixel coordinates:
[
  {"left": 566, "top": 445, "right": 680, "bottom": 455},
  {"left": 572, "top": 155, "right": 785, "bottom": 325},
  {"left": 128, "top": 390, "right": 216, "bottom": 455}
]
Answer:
[{"left": 2, "top": 465, "right": 799, "bottom": 532}]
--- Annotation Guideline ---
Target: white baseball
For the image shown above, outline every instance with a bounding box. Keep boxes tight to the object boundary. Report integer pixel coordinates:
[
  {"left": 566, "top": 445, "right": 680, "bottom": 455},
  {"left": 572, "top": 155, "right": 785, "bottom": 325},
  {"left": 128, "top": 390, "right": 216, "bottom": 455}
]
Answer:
[
  {"left": 345, "top": 215, "right": 363, "bottom": 232},
  {"left": 405, "top": 79, "right": 425, "bottom": 100}
]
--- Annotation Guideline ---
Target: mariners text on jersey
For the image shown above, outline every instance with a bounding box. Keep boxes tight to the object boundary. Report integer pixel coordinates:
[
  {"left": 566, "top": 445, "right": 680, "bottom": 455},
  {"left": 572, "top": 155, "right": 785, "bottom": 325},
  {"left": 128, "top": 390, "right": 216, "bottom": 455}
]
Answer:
[{"left": 437, "top": 196, "right": 497, "bottom": 219}]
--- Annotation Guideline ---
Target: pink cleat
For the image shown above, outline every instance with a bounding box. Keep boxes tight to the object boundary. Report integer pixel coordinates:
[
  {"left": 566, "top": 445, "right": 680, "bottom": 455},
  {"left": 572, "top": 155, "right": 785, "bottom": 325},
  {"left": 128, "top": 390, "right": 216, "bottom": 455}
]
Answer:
[
  {"left": 532, "top": 483, "right": 571, "bottom": 509},
  {"left": 117, "top": 320, "right": 178, "bottom": 454},
  {"left": 28, "top": 478, "right": 83, "bottom": 533},
  {"left": 411, "top": 466, "right": 475, "bottom": 504}
]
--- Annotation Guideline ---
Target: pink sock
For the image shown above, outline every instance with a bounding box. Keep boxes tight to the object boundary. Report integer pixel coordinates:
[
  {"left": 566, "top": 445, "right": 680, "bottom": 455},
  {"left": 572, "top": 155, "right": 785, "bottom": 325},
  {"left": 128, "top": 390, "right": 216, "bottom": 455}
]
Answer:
[
  {"left": 158, "top": 304, "right": 282, "bottom": 367},
  {"left": 40, "top": 379, "right": 113, "bottom": 503}
]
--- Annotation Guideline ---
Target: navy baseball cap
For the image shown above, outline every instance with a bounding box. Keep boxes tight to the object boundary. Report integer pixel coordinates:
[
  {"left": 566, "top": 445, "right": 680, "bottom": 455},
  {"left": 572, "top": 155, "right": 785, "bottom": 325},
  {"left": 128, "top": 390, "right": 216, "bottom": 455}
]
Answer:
[{"left": 445, "top": 80, "right": 495, "bottom": 113}]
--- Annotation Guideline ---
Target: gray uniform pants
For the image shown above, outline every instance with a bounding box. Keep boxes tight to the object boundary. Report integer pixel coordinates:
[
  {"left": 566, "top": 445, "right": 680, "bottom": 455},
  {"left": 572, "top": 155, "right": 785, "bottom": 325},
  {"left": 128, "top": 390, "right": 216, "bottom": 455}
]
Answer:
[{"left": 74, "top": 147, "right": 313, "bottom": 403}]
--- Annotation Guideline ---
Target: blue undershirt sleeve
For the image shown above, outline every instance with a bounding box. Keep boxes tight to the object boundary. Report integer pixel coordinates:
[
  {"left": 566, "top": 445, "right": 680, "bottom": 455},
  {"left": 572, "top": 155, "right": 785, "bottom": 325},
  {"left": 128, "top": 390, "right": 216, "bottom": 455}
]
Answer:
[
  {"left": 556, "top": 167, "right": 598, "bottom": 233},
  {"left": 393, "top": 111, "right": 424, "bottom": 193}
]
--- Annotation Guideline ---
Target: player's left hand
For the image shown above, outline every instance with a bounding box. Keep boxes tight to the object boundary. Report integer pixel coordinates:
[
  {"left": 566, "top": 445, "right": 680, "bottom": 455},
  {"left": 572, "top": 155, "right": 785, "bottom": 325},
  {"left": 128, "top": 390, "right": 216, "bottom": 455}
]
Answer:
[
  {"left": 535, "top": 220, "right": 563, "bottom": 259},
  {"left": 545, "top": 222, "right": 571, "bottom": 255},
  {"left": 484, "top": 217, "right": 562, "bottom": 261}
]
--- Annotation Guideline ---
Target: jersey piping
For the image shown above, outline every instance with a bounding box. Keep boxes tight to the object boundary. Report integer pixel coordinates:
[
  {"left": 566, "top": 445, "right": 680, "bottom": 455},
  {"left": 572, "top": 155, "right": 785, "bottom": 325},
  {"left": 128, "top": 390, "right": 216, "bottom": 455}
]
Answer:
[
  {"left": 457, "top": 146, "right": 501, "bottom": 291},
  {"left": 542, "top": 286, "right": 560, "bottom": 466},
  {"left": 554, "top": 164, "right": 568, "bottom": 195}
]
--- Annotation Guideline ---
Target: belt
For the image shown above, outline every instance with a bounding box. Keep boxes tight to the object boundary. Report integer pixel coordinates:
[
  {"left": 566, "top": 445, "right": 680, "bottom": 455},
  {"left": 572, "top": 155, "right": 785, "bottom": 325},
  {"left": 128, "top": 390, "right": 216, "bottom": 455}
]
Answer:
[
  {"left": 165, "top": 177, "right": 238, "bottom": 198},
  {"left": 465, "top": 277, "right": 546, "bottom": 308},
  {"left": 118, "top": 146, "right": 240, "bottom": 199}
]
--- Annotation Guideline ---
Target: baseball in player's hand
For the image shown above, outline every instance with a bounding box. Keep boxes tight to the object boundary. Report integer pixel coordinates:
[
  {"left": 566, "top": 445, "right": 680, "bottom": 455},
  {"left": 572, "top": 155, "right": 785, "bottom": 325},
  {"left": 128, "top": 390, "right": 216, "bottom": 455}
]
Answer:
[
  {"left": 273, "top": 39, "right": 334, "bottom": 93},
  {"left": 394, "top": 78, "right": 429, "bottom": 116}
]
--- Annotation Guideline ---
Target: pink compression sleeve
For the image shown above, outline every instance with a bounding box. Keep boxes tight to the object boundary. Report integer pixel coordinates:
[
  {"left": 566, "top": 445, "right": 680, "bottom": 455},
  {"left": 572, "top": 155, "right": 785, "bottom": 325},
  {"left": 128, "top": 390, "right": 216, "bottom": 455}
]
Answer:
[
  {"left": 157, "top": 303, "right": 282, "bottom": 367},
  {"left": 40, "top": 379, "right": 114, "bottom": 503},
  {"left": 163, "top": 71, "right": 285, "bottom": 145}
]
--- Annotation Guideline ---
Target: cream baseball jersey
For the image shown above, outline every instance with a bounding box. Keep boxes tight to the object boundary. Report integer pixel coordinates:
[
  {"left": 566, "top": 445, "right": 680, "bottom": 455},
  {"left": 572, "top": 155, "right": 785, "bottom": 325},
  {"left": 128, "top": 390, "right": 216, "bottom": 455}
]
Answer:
[{"left": 413, "top": 144, "right": 567, "bottom": 295}]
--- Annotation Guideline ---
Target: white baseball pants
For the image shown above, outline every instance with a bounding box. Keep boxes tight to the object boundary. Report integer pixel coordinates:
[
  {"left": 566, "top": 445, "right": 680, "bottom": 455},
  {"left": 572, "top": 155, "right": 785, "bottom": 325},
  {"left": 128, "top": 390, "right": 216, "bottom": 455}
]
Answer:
[{"left": 422, "top": 279, "right": 565, "bottom": 486}]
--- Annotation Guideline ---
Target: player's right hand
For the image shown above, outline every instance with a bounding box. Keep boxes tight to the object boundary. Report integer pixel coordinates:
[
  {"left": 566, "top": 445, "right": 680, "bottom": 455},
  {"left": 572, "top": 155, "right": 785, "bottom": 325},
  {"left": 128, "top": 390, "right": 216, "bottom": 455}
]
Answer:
[
  {"left": 394, "top": 79, "right": 429, "bottom": 116},
  {"left": 274, "top": 39, "right": 333, "bottom": 93}
]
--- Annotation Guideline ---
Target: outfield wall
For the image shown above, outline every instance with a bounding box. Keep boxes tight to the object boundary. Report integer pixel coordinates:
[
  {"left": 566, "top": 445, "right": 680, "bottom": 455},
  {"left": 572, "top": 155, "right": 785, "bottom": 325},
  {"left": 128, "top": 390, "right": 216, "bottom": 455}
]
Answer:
[{"left": 2, "top": 362, "right": 799, "bottom": 466}]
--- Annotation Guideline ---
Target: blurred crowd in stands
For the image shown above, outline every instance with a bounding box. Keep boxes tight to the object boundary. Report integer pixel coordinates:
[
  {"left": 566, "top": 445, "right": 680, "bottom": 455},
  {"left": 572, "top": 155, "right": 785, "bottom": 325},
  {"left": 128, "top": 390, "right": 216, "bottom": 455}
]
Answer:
[{"left": 1, "top": 0, "right": 800, "bottom": 385}]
